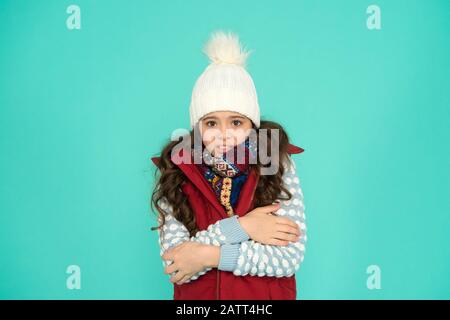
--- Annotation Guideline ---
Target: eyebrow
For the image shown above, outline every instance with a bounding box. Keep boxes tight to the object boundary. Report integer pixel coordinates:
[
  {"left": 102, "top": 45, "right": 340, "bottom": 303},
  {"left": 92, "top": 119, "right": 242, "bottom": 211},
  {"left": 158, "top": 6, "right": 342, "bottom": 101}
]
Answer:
[{"left": 202, "top": 115, "right": 246, "bottom": 121}]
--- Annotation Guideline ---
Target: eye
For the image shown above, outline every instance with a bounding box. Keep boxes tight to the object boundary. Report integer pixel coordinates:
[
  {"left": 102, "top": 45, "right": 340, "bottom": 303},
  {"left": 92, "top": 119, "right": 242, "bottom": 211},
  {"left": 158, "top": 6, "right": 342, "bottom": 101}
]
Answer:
[
  {"left": 205, "top": 120, "right": 216, "bottom": 127},
  {"left": 232, "top": 120, "right": 242, "bottom": 126}
]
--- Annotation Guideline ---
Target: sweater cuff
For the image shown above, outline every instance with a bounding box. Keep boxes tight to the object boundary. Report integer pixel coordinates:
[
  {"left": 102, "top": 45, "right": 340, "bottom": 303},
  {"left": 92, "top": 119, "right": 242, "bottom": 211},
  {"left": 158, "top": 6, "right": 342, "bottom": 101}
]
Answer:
[
  {"left": 218, "top": 215, "right": 250, "bottom": 244},
  {"left": 218, "top": 244, "right": 240, "bottom": 272}
]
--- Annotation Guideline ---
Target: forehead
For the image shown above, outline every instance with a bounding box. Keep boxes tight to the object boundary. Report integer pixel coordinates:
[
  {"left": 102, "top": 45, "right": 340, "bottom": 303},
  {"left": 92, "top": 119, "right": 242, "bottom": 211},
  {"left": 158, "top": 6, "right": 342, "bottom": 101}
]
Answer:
[{"left": 201, "top": 111, "right": 247, "bottom": 120}]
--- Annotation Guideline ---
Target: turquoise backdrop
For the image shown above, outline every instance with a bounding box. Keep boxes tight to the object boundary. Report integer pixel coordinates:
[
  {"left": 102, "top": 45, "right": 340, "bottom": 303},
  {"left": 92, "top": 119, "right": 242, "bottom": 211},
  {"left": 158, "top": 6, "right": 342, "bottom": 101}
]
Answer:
[{"left": 0, "top": 0, "right": 449, "bottom": 299}]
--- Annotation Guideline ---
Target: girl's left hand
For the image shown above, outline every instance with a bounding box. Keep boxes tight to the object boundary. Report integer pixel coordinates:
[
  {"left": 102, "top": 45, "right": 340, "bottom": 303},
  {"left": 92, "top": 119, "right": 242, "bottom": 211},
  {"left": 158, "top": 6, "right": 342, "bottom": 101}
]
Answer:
[{"left": 162, "top": 242, "right": 217, "bottom": 285}]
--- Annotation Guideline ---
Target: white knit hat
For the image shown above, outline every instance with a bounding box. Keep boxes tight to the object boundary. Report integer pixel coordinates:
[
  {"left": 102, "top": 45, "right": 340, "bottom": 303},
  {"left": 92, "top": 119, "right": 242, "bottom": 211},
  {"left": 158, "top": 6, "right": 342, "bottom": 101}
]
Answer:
[{"left": 189, "top": 30, "right": 260, "bottom": 129}]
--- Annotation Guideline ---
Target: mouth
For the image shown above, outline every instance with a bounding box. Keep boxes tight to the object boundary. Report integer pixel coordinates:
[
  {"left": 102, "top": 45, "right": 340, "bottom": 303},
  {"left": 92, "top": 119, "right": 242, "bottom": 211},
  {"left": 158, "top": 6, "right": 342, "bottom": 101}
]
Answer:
[{"left": 215, "top": 145, "right": 231, "bottom": 155}]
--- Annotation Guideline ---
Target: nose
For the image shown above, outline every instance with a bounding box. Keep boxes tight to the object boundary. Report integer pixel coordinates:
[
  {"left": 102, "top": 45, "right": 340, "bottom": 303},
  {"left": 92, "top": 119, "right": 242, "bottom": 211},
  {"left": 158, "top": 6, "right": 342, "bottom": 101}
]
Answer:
[
  {"left": 221, "top": 125, "right": 235, "bottom": 144},
  {"left": 213, "top": 124, "right": 230, "bottom": 139}
]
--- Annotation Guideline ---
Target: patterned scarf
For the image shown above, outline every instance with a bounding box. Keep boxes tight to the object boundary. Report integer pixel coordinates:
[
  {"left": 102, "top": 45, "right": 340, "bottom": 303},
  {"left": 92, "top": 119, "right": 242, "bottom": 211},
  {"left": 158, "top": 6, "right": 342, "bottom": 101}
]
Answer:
[{"left": 193, "top": 138, "right": 257, "bottom": 216}]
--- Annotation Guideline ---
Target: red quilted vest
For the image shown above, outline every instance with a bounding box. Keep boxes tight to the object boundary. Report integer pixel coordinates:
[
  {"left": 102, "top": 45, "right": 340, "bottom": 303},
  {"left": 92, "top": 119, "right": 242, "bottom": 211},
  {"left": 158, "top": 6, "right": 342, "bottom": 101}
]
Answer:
[{"left": 152, "top": 143, "right": 304, "bottom": 300}]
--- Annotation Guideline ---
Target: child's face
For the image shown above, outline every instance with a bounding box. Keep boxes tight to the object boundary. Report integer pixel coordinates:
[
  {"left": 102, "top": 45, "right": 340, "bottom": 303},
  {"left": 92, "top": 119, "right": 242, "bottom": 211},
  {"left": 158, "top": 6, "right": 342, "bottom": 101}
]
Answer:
[{"left": 199, "top": 111, "right": 253, "bottom": 156}]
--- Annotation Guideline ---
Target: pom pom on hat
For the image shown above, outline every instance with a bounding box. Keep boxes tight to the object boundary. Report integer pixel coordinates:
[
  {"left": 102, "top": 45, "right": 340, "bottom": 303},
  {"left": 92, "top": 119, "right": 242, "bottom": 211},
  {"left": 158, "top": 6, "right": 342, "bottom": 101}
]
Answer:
[
  {"left": 202, "top": 30, "right": 253, "bottom": 68},
  {"left": 189, "top": 30, "right": 261, "bottom": 129}
]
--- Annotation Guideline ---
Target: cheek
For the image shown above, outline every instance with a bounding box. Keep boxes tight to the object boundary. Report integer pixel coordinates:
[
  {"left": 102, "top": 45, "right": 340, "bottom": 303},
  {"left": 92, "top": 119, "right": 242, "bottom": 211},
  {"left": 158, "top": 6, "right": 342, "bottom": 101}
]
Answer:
[
  {"left": 202, "top": 131, "right": 218, "bottom": 145},
  {"left": 234, "top": 135, "right": 247, "bottom": 145},
  {"left": 233, "top": 124, "right": 253, "bottom": 143}
]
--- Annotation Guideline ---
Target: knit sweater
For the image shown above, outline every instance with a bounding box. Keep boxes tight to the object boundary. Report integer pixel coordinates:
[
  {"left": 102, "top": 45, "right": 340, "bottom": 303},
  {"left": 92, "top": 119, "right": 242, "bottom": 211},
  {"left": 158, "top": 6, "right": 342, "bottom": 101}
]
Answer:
[{"left": 157, "top": 157, "right": 307, "bottom": 283}]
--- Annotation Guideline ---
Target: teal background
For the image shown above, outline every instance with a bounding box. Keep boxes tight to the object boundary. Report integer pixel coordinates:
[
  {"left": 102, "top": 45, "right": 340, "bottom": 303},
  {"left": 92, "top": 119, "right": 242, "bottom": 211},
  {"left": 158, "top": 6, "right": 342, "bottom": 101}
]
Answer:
[{"left": 0, "top": 0, "right": 449, "bottom": 299}]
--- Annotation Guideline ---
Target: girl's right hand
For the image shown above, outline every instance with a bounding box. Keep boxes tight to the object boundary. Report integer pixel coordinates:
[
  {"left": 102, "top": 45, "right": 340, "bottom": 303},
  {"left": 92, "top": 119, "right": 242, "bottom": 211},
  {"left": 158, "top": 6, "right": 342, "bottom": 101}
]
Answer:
[{"left": 238, "top": 203, "right": 301, "bottom": 246}]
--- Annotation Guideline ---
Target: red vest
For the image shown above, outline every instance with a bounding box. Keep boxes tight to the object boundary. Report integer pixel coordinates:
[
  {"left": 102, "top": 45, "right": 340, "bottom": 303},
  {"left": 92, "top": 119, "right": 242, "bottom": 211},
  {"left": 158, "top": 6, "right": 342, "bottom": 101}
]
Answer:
[{"left": 152, "top": 143, "right": 304, "bottom": 300}]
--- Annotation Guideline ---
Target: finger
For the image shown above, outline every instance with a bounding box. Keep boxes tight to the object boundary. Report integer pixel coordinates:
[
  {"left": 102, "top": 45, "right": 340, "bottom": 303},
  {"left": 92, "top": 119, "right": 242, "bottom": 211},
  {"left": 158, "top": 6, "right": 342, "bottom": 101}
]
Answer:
[
  {"left": 164, "top": 263, "right": 178, "bottom": 275},
  {"left": 176, "top": 274, "right": 192, "bottom": 285},
  {"left": 268, "top": 238, "right": 290, "bottom": 246},
  {"left": 274, "top": 231, "right": 299, "bottom": 242},
  {"left": 162, "top": 251, "right": 174, "bottom": 261},
  {"left": 277, "top": 224, "right": 301, "bottom": 237},
  {"left": 275, "top": 216, "right": 299, "bottom": 229},
  {"left": 170, "top": 271, "right": 185, "bottom": 284}
]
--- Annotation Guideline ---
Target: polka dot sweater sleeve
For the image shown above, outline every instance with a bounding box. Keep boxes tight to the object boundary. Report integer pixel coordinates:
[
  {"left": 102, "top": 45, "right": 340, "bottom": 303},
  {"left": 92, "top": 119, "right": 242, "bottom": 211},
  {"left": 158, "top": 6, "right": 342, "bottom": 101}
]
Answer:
[
  {"left": 157, "top": 198, "right": 251, "bottom": 283},
  {"left": 225, "top": 158, "right": 307, "bottom": 277}
]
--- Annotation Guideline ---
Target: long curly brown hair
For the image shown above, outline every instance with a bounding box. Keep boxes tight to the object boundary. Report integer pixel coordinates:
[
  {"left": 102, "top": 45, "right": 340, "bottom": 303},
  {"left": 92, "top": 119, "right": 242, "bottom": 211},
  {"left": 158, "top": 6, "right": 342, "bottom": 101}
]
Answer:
[{"left": 150, "top": 120, "right": 294, "bottom": 237}]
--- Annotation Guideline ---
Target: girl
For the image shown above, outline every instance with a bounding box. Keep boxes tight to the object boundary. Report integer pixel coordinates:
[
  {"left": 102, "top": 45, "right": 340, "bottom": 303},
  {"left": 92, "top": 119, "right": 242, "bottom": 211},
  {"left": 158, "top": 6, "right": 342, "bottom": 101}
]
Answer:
[{"left": 150, "top": 30, "right": 306, "bottom": 300}]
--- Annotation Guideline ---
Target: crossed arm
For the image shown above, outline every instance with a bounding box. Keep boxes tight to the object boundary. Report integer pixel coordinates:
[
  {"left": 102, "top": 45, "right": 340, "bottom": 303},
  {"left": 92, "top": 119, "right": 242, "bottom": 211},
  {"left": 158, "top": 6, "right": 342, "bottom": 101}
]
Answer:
[{"left": 156, "top": 157, "right": 307, "bottom": 283}]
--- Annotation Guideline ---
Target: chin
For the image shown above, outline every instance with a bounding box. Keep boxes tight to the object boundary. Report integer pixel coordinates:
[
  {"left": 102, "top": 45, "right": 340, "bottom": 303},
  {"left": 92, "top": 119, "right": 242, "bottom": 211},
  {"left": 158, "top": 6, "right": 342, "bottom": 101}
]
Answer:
[{"left": 213, "top": 146, "right": 231, "bottom": 156}]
